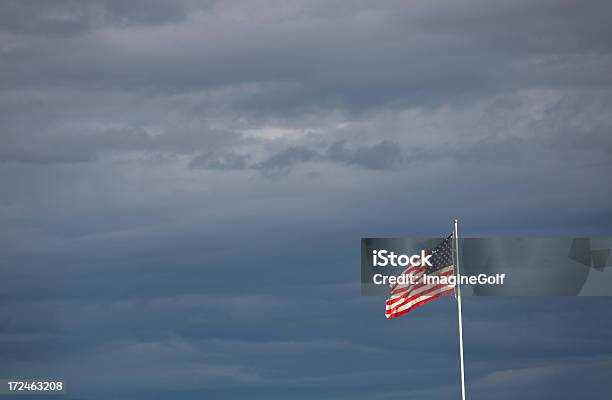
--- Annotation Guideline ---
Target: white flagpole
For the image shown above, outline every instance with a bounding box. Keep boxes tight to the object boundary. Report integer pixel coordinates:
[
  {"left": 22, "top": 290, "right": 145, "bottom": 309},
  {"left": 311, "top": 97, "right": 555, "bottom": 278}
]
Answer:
[{"left": 453, "top": 218, "right": 467, "bottom": 400}]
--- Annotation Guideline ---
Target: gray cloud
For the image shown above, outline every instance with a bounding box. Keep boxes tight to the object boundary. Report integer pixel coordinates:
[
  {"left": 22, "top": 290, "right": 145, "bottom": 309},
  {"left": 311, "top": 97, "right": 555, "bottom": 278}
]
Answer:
[
  {"left": 254, "top": 146, "right": 321, "bottom": 170},
  {"left": 189, "top": 141, "right": 405, "bottom": 172},
  {"left": 0, "top": 0, "right": 204, "bottom": 37},
  {"left": 0, "top": 123, "right": 239, "bottom": 164},
  {"left": 189, "top": 151, "right": 250, "bottom": 170},
  {"left": 327, "top": 140, "right": 403, "bottom": 170},
  {"left": 1, "top": 1, "right": 612, "bottom": 399}
]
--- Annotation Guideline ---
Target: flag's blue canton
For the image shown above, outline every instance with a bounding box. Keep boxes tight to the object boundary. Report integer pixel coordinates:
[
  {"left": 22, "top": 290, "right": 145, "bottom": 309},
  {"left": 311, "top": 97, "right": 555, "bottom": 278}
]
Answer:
[{"left": 426, "top": 235, "right": 454, "bottom": 274}]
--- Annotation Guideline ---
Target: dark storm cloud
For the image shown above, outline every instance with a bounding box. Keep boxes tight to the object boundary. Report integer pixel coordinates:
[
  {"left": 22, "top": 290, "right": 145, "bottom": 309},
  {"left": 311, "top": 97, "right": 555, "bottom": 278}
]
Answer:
[
  {"left": 1, "top": 0, "right": 611, "bottom": 168},
  {"left": 2, "top": 1, "right": 612, "bottom": 400},
  {"left": 1, "top": 1, "right": 611, "bottom": 101}
]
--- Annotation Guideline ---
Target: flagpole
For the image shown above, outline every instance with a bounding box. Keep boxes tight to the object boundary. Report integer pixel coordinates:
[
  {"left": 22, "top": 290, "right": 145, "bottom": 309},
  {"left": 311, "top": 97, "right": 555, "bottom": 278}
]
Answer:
[{"left": 453, "top": 218, "right": 467, "bottom": 400}]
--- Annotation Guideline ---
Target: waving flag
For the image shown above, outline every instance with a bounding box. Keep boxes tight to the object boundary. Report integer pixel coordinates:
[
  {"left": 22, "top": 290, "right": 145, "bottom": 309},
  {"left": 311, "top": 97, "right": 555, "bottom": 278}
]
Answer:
[{"left": 385, "top": 235, "right": 456, "bottom": 319}]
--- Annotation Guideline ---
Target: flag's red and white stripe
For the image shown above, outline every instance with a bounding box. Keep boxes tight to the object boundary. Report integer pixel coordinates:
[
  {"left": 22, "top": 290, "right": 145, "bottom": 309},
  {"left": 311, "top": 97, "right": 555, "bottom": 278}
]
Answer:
[{"left": 385, "top": 264, "right": 455, "bottom": 319}]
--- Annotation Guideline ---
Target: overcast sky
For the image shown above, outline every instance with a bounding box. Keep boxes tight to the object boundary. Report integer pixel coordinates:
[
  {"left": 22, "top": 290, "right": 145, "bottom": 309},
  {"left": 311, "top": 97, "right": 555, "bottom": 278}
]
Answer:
[{"left": 1, "top": 1, "right": 612, "bottom": 399}]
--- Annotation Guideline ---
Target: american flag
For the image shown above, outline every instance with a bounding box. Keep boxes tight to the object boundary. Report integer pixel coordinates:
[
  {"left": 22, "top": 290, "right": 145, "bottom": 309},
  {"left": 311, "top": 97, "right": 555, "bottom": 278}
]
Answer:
[{"left": 385, "top": 235, "right": 456, "bottom": 319}]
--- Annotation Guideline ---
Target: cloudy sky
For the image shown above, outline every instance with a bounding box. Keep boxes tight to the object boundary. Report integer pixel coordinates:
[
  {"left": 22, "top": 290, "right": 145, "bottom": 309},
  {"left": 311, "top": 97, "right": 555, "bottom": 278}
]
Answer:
[{"left": 1, "top": 1, "right": 612, "bottom": 399}]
